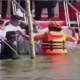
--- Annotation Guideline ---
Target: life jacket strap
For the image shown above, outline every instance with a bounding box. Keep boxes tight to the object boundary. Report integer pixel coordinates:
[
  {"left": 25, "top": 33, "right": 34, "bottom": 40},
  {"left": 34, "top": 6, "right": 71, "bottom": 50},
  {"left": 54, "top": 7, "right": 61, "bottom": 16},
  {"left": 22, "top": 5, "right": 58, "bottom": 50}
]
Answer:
[{"left": 42, "top": 40, "right": 65, "bottom": 50}]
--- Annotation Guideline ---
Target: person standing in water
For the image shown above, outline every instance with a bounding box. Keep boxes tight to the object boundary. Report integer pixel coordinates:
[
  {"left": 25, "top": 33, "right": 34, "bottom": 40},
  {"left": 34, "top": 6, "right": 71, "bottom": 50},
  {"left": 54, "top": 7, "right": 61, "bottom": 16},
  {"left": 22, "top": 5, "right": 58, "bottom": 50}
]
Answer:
[{"left": 18, "top": 21, "right": 78, "bottom": 55}]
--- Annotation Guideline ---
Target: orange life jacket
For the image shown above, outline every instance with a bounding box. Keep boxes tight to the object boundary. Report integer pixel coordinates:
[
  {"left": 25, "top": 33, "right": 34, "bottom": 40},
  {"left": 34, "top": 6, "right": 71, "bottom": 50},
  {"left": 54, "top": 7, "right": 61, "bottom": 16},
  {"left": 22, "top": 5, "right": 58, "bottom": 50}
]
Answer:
[{"left": 41, "top": 32, "right": 67, "bottom": 55}]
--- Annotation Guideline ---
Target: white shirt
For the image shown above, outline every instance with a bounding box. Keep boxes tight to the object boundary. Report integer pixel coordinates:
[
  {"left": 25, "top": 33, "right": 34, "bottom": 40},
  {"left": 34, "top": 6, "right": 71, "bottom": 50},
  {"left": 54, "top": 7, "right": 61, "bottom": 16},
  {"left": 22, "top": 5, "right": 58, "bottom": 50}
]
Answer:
[
  {"left": 0, "top": 30, "right": 6, "bottom": 43},
  {"left": 0, "top": 30, "right": 6, "bottom": 38},
  {"left": 5, "top": 23, "right": 22, "bottom": 32}
]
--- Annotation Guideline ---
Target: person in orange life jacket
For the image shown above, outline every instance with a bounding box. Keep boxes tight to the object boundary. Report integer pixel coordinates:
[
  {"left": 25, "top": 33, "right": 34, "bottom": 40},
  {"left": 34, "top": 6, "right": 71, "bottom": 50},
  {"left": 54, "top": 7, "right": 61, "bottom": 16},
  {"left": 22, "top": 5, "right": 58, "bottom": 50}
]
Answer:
[{"left": 17, "top": 21, "right": 78, "bottom": 55}]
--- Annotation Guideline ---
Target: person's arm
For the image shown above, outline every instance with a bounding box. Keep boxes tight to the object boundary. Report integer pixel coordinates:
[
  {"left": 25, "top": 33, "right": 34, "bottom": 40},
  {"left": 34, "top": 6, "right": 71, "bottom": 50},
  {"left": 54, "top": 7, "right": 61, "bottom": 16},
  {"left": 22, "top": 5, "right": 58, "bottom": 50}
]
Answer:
[
  {"left": 66, "top": 32, "right": 78, "bottom": 42},
  {"left": 17, "top": 30, "right": 29, "bottom": 40},
  {"left": 34, "top": 33, "right": 45, "bottom": 41},
  {"left": 17, "top": 30, "right": 45, "bottom": 41},
  {"left": 21, "top": 34, "right": 29, "bottom": 40}
]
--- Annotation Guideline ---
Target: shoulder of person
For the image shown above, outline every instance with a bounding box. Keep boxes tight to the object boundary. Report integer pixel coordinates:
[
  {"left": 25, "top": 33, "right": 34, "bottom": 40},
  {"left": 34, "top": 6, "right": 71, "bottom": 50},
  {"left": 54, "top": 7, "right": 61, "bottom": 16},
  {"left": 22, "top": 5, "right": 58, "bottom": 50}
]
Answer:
[{"left": 5, "top": 21, "right": 10, "bottom": 26}]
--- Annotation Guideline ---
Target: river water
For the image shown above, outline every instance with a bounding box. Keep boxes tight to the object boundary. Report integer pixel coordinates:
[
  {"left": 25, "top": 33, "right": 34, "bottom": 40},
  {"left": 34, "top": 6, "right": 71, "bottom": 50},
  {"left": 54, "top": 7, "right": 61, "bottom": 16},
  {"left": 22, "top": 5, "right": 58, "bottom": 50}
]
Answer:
[{"left": 0, "top": 45, "right": 80, "bottom": 80}]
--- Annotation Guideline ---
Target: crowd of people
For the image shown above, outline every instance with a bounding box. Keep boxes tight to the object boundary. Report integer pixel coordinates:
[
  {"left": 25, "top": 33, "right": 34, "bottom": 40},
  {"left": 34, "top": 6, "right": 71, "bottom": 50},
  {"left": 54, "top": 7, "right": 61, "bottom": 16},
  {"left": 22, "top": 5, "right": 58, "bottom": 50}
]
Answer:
[
  {"left": 0, "top": 0, "right": 79, "bottom": 60},
  {"left": 0, "top": 15, "right": 23, "bottom": 59},
  {"left": 0, "top": 0, "right": 27, "bottom": 19},
  {"left": 0, "top": 15, "right": 78, "bottom": 59},
  {"left": 1, "top": 0, "right": 80, "bottom": 19}
]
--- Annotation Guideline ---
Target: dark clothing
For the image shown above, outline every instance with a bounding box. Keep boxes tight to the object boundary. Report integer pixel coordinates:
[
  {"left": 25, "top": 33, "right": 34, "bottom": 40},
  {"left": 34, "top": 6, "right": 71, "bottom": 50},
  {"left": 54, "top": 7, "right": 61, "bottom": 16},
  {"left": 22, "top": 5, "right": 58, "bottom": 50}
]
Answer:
[
  {"left": 19, "top": 22, "right": 38, "bottom": 35},
  {"left": 1, "top": 0, "right": 8, "bottom": 18},
  {"left": 47, "top": 8, "right": 55, "bottom": 19},
  {"left": 18, "top": 0, "right": 32, "bottom": 11},
  {"left": 0, "top": 41, "right": 19, "bottom": 59},
  {"left": 0, "top": 31, "right": 20, "bottom": 60},
  {"left": 34, "top": 4, "right": 42, "bottom": 20},
  {"left": 34, "top": 1, "right": 57, "bottom": 20},
  {"left": 34, "top": 7, "right": 55, "bottom": 20},
  {"left": 19, "top": 0, "right": 26, "bottom": 10},
  {"left": 11, "top": 0, "right": 32, "bottom": 16},
  {"left": 19, "top": 22, "right": 29, "bottom": 35},
  {"left": 19, "top": 0, "right": 32, "bottom": 12},
  {"left": 34, "top": 1, "right": 57, "bottom": 8}
]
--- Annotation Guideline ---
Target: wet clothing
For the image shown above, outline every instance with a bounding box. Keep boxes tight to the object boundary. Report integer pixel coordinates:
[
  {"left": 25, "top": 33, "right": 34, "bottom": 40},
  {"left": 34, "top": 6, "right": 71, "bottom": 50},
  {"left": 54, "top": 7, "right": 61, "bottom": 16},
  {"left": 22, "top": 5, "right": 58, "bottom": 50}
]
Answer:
[
  {"left": 41, "top": 32, "right": 67, "bottom": 55},
  {"left": 22, "top": 31, "right": 76, "bottom": 55},
  {"left": 34, "top": 31, "right": 76, "bottom": 55},
  {"left": 0, "top": 41, "right": 19, "bottom": 59},
  {"left": 0, "top": 31, "right": 20, "bottom": 60},
  {"left": 0, "top": 22, "right": 22, "bottom": 60}
]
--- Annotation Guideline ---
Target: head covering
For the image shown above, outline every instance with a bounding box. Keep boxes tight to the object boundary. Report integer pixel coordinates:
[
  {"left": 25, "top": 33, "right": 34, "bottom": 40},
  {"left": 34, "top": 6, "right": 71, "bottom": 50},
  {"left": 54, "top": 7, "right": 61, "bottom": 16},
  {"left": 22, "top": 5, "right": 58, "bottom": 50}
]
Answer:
[{"left": 48, "top": 21, "right": 60, "bottom": 28}]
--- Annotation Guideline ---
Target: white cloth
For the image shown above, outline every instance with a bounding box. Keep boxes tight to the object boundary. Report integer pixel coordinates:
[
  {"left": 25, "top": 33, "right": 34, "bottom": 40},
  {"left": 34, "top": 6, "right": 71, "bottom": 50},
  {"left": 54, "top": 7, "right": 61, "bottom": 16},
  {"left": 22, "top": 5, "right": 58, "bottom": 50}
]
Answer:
[
  {"left": 0, "top": 30, "right": 6, "bottom": 54},
  {"left": 0, "top": 30, "right": 6, "bottom": 38},
  {"left": 5, "top": 23, "right": 22, "bottom": 32},
  {"left": 16, "top": 9, "right": 23, "bottom": 18},
  {"left": 62, "top": 27, "right": 78, "bottom": 48},
  {"left": 38, "top": 27, "right": 48, "bottom": 33},
  {"left": 24, "top": 40, "right": 41, "bottom": 54},
  {"left": 5, "top": 23, "right": 22, "bottom": 52}
]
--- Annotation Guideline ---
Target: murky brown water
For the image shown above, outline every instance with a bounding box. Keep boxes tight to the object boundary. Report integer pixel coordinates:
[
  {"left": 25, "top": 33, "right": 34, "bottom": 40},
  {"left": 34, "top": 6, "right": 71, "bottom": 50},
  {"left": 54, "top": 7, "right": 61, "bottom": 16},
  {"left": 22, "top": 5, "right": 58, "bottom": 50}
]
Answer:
[{"left": 0, "top": 45, "right": 80, "bottom": 80}]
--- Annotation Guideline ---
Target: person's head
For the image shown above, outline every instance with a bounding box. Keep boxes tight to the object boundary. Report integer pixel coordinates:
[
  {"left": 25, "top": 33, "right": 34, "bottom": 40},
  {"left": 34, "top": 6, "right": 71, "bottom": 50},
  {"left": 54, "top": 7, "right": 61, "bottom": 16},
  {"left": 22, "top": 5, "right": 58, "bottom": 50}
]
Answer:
[
  {"left": 48, "top": 21, "right": 62, "bottom": 32},
  {"left": 6, "top": 31, "right": 18, "bottom": 42},
  {"left": 10, "top": 15, "right": 22, "bottom": 26},
  {"left": 0, "top": 20, "right": 5, "bottom": 30}
]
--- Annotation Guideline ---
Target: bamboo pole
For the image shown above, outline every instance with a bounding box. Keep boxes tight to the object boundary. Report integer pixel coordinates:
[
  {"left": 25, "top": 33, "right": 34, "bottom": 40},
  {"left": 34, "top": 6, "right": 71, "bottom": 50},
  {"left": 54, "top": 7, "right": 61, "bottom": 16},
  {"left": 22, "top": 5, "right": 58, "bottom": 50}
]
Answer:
[
  {"left": 2, "top": 40, "right": 19, "bottom": 57},
  {"left": 25, "top": 0, "right": 35, "bottom": 59}
]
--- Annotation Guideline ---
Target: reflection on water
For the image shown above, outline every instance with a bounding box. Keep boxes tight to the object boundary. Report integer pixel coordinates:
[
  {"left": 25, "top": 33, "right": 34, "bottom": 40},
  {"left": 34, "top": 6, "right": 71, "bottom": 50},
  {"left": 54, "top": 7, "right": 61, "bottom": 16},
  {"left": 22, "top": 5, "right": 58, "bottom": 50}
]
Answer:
[
  {"left": 0, "top": 45, "right": 80, "bottom": 80},
  {"left": 42, "top": 54, "right": 68, "bottom": 64},
  {"left": 42, "top": 55, "right": 68, "bottom": 73}
]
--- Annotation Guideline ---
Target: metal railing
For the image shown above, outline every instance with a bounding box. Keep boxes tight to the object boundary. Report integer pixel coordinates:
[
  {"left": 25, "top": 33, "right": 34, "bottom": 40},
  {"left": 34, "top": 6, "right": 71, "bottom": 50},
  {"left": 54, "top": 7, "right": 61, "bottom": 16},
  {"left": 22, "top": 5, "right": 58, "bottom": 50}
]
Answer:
[
  {"left": 63, "top": 1, "right": 70, "bottom": 26},
  {"left": 12, "top": 0, "right": 44, "bottom": 54},
  {"left": 12, "top": 0, "right": 42, "bottom": 30},
  {"left": 12, "top": 0, "right": 80, "bottom": 32},
  {"left": 63, "top": 0, "right": 80, "bottom": 34},
  {"left": 9, "top": 0, "right": 80, "bottom": 54},
  {"left": 64, "top": 0, "right": 80, "bottom": 14}
]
